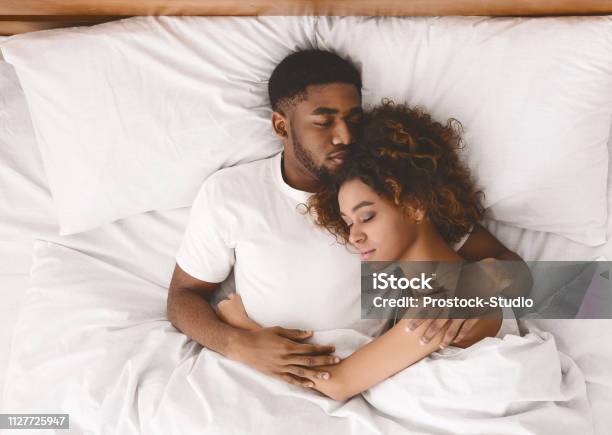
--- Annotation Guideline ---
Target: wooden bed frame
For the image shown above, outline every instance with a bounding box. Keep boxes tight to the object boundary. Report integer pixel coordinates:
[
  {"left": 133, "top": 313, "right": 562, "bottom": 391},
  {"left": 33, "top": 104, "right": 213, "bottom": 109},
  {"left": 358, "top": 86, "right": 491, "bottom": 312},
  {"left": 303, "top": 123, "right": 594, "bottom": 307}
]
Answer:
[{"left": 1, "top": 0, "right": 611, "bottom": 35}]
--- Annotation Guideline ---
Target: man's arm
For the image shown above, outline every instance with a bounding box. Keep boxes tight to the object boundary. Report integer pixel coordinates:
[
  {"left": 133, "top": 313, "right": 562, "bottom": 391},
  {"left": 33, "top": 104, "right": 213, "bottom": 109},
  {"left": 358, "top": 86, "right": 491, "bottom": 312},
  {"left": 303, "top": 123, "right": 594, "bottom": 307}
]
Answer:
[
  {"left": 407, "top": 224, "right": 532, "bottom": 347},
  {"left": 167, "top": 264, "right": 341, "bottom": 387},
  {"left": 457, "top": 224, "right": 533, "bottom": 298},
  {"left": 167, "top": 264, "right": 242, "bottom": 355}
]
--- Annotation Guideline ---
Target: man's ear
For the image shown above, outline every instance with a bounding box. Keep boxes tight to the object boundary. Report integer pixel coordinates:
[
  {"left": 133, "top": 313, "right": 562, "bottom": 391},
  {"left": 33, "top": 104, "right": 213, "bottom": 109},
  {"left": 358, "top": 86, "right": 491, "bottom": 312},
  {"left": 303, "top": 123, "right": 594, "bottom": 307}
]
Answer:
[{"left": 272, "top": 111, "right": 288, "bottom": 139}]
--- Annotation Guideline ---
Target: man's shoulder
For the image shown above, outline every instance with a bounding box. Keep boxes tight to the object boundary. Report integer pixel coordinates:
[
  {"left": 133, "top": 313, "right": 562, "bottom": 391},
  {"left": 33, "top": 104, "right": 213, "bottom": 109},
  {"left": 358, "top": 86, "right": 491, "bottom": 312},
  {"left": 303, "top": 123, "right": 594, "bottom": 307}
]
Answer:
[
  {"left": 202, "top": 154, "right": 277, "bottom": 195},
  {"left": 211, "top": 155, "right": 274, "bottom": 179}
]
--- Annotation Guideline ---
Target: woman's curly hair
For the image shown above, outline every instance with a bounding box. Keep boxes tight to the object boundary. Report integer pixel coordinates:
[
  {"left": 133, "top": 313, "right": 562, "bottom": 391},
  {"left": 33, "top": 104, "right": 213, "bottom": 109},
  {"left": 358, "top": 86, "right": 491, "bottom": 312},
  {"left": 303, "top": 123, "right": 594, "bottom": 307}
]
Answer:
[{"left": 309, "top": 100, "right": 485, "bottom": 246}]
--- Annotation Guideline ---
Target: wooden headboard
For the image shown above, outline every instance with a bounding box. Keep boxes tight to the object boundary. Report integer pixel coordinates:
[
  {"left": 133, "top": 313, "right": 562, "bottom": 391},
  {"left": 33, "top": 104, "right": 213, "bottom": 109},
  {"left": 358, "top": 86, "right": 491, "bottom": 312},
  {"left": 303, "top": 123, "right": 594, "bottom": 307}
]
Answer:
[{"left": 1, "top": 0, "right": 611, "bottom": 35}]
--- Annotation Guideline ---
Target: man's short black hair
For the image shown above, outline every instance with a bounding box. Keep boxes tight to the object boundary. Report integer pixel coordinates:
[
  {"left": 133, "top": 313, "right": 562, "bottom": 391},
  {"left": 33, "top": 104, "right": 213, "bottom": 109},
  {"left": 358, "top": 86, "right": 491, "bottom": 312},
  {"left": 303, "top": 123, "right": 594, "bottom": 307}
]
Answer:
[{"left": 268, "top": 49, "right": 362, "bottom": 112}]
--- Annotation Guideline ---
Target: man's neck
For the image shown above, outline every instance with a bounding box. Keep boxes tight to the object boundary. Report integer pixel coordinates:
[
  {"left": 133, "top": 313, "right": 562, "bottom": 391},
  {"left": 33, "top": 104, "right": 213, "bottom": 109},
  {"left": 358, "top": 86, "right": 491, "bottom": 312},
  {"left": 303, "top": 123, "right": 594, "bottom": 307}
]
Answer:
[{"left": 281, "top": 153, "right": 321, "bottom": 193}]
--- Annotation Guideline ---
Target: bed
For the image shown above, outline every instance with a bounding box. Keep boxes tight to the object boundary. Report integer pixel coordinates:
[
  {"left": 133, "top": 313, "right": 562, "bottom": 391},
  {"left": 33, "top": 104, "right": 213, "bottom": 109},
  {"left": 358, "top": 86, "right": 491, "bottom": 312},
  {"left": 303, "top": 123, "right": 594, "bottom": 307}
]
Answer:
[{"left": 1, "top": 3, "right": 612, "bottom": 434}]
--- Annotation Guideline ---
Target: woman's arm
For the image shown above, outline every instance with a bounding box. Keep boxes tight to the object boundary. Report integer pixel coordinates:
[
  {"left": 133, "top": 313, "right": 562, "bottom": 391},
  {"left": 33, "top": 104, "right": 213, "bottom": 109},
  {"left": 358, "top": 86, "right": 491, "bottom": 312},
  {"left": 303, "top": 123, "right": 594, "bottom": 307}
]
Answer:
[
  {"left": 217, "top": 292, "right": 501, "bottom": 401},
  {"left": 216, "top": 293, "right": 262, "bottom": 330},
  {"left": 311, "top": 309, "right": 502, "bottom": 401}
]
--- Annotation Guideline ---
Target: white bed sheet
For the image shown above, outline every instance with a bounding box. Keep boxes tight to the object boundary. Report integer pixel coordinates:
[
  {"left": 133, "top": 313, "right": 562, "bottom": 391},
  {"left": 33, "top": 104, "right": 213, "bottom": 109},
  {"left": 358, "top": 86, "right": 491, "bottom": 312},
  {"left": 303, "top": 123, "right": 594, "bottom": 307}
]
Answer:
[
  {"left": 0, "top": 47, "right": 59, "bottom": 398},
  {"left": 0, "top": 272, "right": 29, "bottom": 399},
  {"left": 2, "top": 239, "right": 595, "bottom": 434},
  {"left": 1, "top": 38, "right": 612, "bottom": 434},
  {"left": 2, "top": 189, "right": 611, "bottom": 433}
]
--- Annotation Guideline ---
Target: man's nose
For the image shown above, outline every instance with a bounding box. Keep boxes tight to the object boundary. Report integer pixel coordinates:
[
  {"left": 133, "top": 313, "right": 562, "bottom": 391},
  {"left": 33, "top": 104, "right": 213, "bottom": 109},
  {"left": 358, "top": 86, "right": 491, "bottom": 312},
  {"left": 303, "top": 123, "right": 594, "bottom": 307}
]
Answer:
[{"left": 332, "top": 120, "right": 354, "bottom": 146}]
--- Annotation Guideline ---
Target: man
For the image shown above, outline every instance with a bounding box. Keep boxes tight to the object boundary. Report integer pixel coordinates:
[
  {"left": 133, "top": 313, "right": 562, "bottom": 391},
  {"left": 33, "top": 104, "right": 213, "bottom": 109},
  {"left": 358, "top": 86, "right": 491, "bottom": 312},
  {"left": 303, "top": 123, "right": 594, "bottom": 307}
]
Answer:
[{"left": 167, "top": 49, "right": 529, "bottom": 389}]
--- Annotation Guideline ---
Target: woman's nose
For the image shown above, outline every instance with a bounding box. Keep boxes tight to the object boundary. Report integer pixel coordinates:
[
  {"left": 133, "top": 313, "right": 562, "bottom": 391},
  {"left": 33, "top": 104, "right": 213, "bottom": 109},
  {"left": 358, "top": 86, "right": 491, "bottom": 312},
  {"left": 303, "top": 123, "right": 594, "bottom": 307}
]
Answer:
[{"left": 349, "top": 224, "right": 366, "bottom": 245}]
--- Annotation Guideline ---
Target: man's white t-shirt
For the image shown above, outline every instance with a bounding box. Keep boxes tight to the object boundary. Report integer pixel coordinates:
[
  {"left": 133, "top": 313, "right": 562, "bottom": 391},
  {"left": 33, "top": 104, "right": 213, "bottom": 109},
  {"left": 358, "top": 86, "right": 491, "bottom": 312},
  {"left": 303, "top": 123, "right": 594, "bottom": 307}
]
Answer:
[
  {"left": 176, "top": 152, "right": 476, "bottom": 337},
  {"left": 176, "top": 152, "right": 386, "bottom": 334}
]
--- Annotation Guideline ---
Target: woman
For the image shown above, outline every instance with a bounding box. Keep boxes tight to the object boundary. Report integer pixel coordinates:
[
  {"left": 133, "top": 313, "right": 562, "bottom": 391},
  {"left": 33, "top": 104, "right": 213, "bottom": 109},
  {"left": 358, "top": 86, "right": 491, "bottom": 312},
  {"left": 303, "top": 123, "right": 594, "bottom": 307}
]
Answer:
[{"left": 217, "top": 101, "right": 505, "bottom": 401}]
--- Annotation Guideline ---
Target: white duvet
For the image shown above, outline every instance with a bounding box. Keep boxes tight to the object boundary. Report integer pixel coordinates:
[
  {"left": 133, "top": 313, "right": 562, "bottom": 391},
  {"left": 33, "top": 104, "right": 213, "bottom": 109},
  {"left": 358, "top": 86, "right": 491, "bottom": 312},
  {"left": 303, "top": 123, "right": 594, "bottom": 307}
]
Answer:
[{"left": 2, "top": 241, "right": 592, "bottom": 434}]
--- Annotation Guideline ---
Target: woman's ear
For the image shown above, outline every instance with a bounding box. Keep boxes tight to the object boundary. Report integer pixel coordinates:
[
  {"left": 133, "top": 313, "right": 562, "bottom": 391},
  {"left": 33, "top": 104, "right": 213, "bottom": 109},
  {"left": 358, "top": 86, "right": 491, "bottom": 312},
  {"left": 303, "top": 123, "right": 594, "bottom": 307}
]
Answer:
[
  {"left": 411, "top": 207, "right": 426, "bottom": 224},
  {"left": 272, "top": 112, "right": 288, "bottom": 139},
  {"left": 386, "top": 178, "right": 426, "bottom": 223},
  {"left": 384, "top": 178, "right": 402, "bottom": 206}
]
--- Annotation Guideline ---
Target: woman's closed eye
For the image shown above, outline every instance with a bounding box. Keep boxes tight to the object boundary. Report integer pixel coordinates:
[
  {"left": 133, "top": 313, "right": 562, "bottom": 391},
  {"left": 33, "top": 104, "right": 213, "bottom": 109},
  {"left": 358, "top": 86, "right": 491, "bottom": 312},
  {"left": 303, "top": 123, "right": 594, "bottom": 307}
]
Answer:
[
  {"left": 343, "top": 213, "right": 375, "bottom": 229},
  {"left": 361, "top": 213, "right": 375, "bottom": 223}
]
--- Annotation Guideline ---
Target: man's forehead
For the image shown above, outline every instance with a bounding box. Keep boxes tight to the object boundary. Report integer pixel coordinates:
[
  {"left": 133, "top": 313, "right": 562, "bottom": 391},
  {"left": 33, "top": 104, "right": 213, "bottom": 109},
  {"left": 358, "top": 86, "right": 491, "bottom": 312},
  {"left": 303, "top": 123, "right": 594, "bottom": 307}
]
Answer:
[{"left": 299, "top": 83, "right": 362, "bottom": 113}]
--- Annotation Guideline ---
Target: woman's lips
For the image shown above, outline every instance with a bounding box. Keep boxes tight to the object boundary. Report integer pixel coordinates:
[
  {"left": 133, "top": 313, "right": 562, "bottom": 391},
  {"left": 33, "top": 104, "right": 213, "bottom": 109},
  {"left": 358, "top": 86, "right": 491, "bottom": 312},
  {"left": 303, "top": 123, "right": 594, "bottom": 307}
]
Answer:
[{"left": 360, "top": 249, "right": 376, "bottom": 261}]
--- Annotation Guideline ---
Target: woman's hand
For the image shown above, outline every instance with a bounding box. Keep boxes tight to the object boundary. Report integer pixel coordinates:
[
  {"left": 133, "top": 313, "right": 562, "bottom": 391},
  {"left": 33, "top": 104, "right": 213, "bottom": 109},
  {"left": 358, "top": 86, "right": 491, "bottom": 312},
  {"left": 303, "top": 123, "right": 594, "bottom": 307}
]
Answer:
[{"left": 217, "top": 293, "right": 261, "bottom": 331}]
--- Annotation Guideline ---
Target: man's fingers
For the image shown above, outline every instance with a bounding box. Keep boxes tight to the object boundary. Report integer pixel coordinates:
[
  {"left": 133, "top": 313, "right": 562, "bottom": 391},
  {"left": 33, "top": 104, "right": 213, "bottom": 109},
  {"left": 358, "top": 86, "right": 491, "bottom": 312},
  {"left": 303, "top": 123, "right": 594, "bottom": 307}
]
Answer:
[
  {"left": 279, "top": 373, "right": 314, "bottom": 388},
  {"left": 287, "top": 343, "right": 336, "bottom": 355},
  {"left": 454, "top": 318, "right": 479, "bottom": 343},
  {"left": 283, "top": 354, "right": 341, "bottom": 367},
  {"left": 420, "top": 318, "right": 450, "bottom": 345},
  {"left": 405, "top": 318, "right": 425, "bottom": 332},
  {"left": 285, "top": 365, "right": 330, "bottom": 381},
  {"left": 404, "top": 304, "right": 444, "bottom": 331},
  {"left": 274, "top": 327, "right": 313, "bottom": 341},
  {"left": 439, "top": 319, "right": 465, "bottom": 349},
  {"left": 407, "top": 317, "right": 434, "bottom": 341}
]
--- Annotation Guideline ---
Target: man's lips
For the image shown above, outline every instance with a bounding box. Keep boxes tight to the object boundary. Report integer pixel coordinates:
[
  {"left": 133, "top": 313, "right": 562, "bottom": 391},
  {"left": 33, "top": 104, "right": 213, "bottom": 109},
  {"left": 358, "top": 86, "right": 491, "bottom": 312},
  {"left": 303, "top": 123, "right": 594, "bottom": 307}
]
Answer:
[
  {"left": 328, "top": 151, "right": 347, "bottom": 162},
  {"left": 360, "top": 249, "right": 376, "bottom": 260}
]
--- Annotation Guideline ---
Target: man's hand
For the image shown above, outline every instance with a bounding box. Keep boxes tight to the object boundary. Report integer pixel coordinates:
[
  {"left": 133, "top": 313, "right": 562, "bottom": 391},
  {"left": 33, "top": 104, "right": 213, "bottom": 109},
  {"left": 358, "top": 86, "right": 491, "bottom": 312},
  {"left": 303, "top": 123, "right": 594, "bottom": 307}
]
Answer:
[
  {"left": 229, "top": 327, "right": 341, "bottom": 388},
  {"left": 403, "top": 259, "right": 505, "bottom": 348},
  {"left": 406, "top": 317, "right": 480, "bottom": 349},
  {"left": 406, "top": 308, "right": 501, "bottom": 349}
]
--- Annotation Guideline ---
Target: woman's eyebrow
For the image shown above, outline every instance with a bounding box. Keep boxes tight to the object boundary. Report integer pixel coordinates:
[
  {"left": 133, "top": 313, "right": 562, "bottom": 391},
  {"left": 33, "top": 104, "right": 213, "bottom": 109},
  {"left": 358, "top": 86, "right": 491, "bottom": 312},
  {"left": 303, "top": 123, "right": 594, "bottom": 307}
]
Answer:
[
  {"left": 351, "top": 201, "right": 374, "bottom": 212},
  {"left": 340, "top": 201, "right": 374, "bottom": 217}
]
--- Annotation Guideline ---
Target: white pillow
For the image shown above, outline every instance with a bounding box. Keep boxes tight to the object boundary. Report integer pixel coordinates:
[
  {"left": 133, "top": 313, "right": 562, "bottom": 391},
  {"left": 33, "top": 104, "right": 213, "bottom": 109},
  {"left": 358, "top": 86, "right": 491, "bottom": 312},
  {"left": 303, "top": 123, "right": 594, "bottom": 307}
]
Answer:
[
  {"left": 317, "top": 16, "right": 612, "bottom": 246},
  {"left": 0, "top": 54, "right": 58, "bottom": 241},
  {"left": 0, "top": 16, "right": 317, "bottom": 234},
  {"left": 3, "top": 16, "right": 612, "bottom": 243}
]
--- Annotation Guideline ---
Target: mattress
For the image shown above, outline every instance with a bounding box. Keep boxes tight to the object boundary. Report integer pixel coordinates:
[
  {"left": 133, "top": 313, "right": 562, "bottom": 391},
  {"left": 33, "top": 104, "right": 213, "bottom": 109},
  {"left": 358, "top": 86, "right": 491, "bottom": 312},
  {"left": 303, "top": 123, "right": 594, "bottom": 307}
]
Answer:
[{"left": 1, "top": 37, "right": 612, "bottom": 434}]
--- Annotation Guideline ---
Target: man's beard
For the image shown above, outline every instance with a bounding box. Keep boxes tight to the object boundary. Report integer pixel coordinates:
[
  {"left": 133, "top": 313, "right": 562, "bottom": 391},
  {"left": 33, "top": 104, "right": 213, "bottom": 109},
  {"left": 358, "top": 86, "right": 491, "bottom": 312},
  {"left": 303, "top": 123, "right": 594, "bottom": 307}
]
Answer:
[{"left": 291, "top": 126, "right": 333, "bottom": 183}]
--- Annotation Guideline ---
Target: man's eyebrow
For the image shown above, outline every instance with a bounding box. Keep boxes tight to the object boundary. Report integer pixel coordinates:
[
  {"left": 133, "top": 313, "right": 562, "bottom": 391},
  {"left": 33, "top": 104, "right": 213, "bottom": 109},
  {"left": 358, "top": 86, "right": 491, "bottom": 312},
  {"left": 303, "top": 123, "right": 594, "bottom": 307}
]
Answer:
[
  {"left": 311, "top": 107, "right": 363, "bottom": 116},
  {"left": 311, "top": 107, "right": 338, "bottom": 115},
  {"left": 340, "top": 201, "right": 374, "bottom": 216}
]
